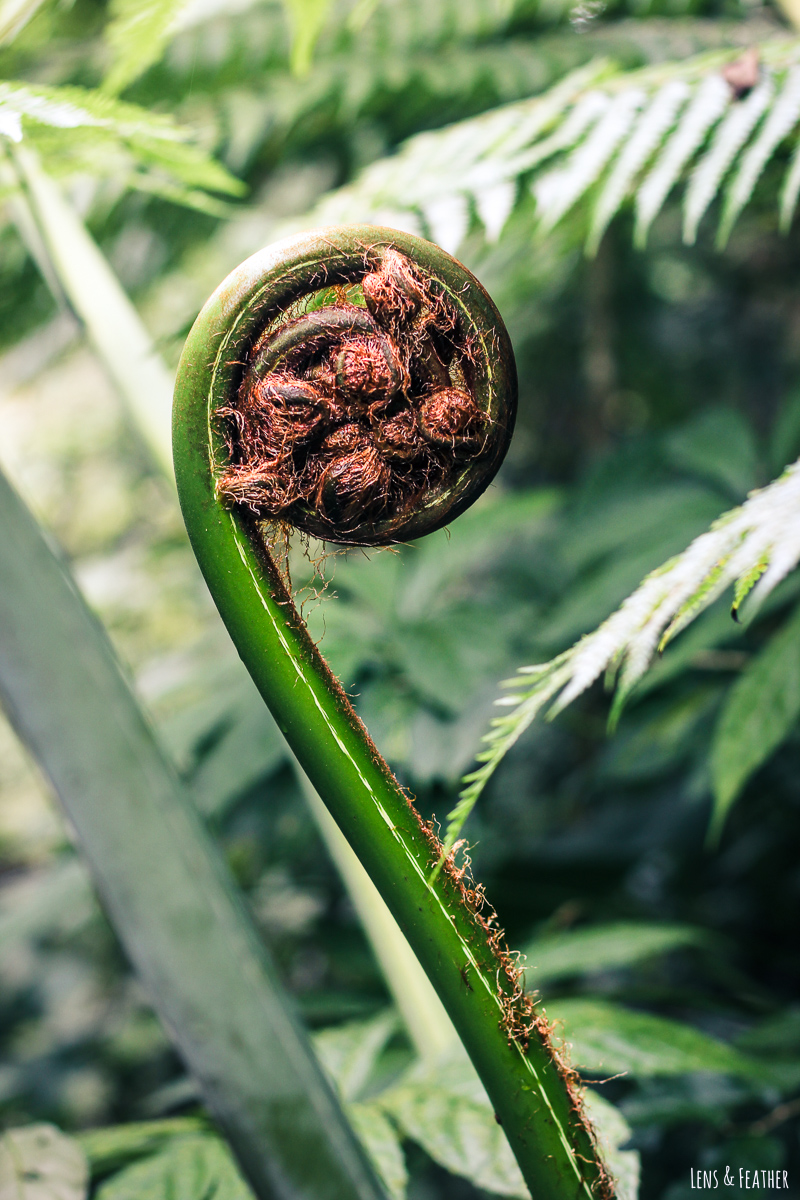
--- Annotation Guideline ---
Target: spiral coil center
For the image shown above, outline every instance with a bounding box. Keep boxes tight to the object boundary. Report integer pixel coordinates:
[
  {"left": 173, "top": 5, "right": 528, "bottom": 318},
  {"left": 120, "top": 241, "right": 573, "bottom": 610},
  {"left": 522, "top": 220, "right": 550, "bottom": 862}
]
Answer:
[{"left": 216, "top": 248, "right": 497, "bottom": 543}]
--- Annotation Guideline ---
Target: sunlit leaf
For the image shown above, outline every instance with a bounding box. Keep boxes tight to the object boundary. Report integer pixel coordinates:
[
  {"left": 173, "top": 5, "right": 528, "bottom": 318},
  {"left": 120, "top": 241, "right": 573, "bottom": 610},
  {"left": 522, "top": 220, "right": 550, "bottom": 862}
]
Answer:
[
  {"left": 95, "top": 1136, "right": 253, "bottom": 1200},
  {"left": 548, "top": 999, "right": 765, "bottom": 1081},
  {"left": 523, "top": 922, "right": 705, "bottom": 988},
  {"left": 348, "top": 1104, "right": 408, "bottom": 1200},
  {"left": 104, "top": 0, "right": 190, "bottom": 97},
  {"left": 77, "top": 1120, "right": 207, "bottom": 1174},
  {"left": 380, "top": 1049, "right": 528, "bottom": 1198},
  {"left": 313, "top": 1010, "right": 399, "bottom": 1103},
  {"left": 0, "top": 1125, "right": 88, "bottom": 1200},
  {"left": 282, "top": 0, "right": 334, "bottom": 75},
  {"left": 710, "top": 602, "right": 800, "bottom": 838},
  {"left": 584, "top": 1091, "right": 640, "bottom": 1200}
]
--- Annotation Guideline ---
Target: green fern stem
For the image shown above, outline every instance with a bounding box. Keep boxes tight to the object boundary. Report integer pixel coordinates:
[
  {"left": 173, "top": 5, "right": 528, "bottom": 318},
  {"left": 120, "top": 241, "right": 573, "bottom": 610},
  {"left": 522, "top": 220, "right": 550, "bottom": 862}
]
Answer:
[{"left": 173, "top": 224, "right": 611, "bottom": 1200}]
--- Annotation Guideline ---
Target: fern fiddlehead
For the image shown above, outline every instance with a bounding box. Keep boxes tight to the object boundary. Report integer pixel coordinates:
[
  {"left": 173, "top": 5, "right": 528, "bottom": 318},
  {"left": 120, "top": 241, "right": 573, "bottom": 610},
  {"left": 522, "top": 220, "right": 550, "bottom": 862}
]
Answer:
[{"left": 172, "top": 224, "right": 611, "bottom": 1200}]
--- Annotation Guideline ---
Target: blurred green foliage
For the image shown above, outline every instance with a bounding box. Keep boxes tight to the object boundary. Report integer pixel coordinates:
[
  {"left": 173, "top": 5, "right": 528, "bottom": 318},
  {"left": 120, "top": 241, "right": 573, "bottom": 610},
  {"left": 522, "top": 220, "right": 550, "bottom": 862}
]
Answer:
[{"left": 0, "top": 0, "right": 799, "bottom": 1194}]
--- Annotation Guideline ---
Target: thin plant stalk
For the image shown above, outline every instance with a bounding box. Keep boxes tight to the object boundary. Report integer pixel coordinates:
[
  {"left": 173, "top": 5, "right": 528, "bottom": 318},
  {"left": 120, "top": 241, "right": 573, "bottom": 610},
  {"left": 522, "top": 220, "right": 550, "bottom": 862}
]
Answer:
[
  {"left": 173, "top": 227, "right": 611, "bottom": 1200},
  {"left": 9, "top": 145, "right": 175, "bottom": 477},
  {"left": 0, "top": 464, "right": 388, "bottom": 1200},
  {"left": 298, "top": 767, "right": 457, "bottom": 1061}
]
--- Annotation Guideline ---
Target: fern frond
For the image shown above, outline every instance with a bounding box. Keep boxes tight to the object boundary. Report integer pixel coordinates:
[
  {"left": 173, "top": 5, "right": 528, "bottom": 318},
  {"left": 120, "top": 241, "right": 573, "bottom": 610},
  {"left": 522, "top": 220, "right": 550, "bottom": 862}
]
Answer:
[
  {"left": 682, "top": 77, "right": 772, "bottom": 244},
  {"left": 587, "top": 79, "right": 689, "bottom": 255},
  {"left": 103, "top": 0, "right": 191, "bottom": 96},
  {"left": 439, "top": 460, "right": 800, "bottom": 860},
  {"left": 634, "top": 73, "right": 730, "bottom": 246},
  {"left": 0, "top": 79, "right": 187, "bottom": 139},
  {"left": 0, "top": 79, "right": 243, "bottom": 204},
  {"left": 717, "top": 66, "right": 800, "bottom": 245},
  {"left": 534, "top": 87, "right": 645, "bottom": 231},
  {"left": 778, "top": 137, "right": 800, "bottom": 228},
  {"left": 304, "top": 38, "right": 800, "bottom": 254}
]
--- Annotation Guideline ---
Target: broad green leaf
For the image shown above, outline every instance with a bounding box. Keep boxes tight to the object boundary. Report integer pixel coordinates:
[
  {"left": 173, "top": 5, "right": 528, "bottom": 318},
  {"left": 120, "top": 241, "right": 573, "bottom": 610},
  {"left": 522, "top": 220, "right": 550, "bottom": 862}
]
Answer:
[
  {"left": 664, "top": 408, "right": 758, "bottom": 501},
  {"left": 96, "top": 1136, "right": 252, "bottom": 1200},
  {"left": 188, "top": 684, "right": 286, "bottom": 815},
  {"left": 313, "top": 1011, "right": 399, "bottom": 1103},
  {"left": 621, "top": 1074, "right": 752, "bottom": 1129},
  {"left": 523, "top": 922, "right": 705, "bottom": 988},
  {"left": 547, "top": 999, "right": 764, "bottom": 1082},
  {"left": 401, "top": 490, "right": 560, "bottom": 618},
  {"left": 0, "top": 81, "right": 188, "bottom": 142},
  {"left": 0, "top": 858, "right": 94, "bottom": 951},
  {"left": 77, "top": 1119, "right": 206, "bottom": 1173},
  {"left": 379, "top": 1049, "right": 528, "bottom": 1198},
  {"left": 0, "top": 467, "right": 386, "bottom": 1200},
  {"left": 602, "top": 686, "right": 720, "bottom": 778},
  {"left": 583, "top": 1091, "right": 639, "bottom": 1200},
  {"left": 282, "top": 0, "right": 334, "bottom": 75},
  {"left": 711, "top": 602, "right": 800, "bottom": 838},
  {"left": 736, "top": 1007, "right": 800, "bottom": 1056},
  {"left": 0, "top": 1125, "right": 88, "bottom": 1200},
  {"left": 104, "top": 0, "right": 189, "bottom": 97},
  {"left": 348, "top": 1105, "right": 407, "bottom": 1200}
]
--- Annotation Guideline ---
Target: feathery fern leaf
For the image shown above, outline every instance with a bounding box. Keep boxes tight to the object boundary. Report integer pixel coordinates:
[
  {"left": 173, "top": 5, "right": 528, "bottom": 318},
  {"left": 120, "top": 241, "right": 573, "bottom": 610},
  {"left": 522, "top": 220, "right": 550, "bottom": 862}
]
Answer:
[
  {"left": 103, "top": 0, "right": 191, "bottom": 96},
  {"left": 634, "top": 72, "right": 729, "bottom": 245},
  {"left": 308, "top": 39, "right": 800, "bottom": 253},
  {"left": 0, "top": 79, "right": 243, "bottom": 205},
  {"left": 439, "top": 460, "right": 800, "bottom": 862},
  {"left": 587, "top": 79, "right": 689, "bottom": 254},
  {"left": 717, "top": 65, "right": 800, "bottom": 244},
  {"left": 682, "top": 76, "right": 772, "bottom": 243}
]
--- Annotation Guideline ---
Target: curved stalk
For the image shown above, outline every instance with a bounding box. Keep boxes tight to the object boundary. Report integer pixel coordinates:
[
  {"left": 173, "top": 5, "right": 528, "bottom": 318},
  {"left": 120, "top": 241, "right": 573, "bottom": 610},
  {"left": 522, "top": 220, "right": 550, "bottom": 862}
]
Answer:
[
  {"left": 8, "top": 155, "right": 461, "bottom": 1066},
  {"left": 173, "top": 224, "right": 611, "bottom": 1200},
  {"left": 297, "top": 766, "right": 457, "bottom": 1061}
]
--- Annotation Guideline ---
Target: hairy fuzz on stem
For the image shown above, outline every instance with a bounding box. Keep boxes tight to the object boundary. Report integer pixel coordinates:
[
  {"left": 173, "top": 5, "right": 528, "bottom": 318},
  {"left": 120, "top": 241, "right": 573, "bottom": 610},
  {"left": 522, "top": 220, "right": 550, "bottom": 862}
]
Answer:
[{"left": 173, "top": 224, "right": 612, "bottom": 1200}]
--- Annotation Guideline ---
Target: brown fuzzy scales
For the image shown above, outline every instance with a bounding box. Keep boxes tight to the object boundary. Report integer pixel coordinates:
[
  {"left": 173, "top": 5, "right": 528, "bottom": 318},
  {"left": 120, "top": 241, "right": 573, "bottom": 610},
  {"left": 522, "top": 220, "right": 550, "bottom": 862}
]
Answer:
[
  {"left": 216, "top": 250, "right": 489, "bottom": 541},
  {"left": 408, "top": 807, "right": 613, "bottom": 1200}
]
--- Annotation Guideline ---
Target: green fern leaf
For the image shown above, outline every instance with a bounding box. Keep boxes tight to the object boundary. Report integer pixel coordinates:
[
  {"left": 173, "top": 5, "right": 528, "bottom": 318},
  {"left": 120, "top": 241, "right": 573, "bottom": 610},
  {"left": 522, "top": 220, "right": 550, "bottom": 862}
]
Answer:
[
  {"left": 634, "top": 72, "right": 730, "bottom": 247},
  {"left": 683, "top": 77, "right": 772, "bottom": 245},
  {"left": 657, "top": 552, "right": 735, "bottom": 652},
  {"left": 587, "top": 79, "right": 689, "bottom": 255},
  {"left": 731, "top": 553, "right": 770, "bottom": 616},
  {"left": 283, "top": 0, "right": 335, "bottom": 74},
  {"left": 717, "top": 66, "right": 800, "bottom": 247},
  {"left": 103, "top": 0, "right": 189, "bottom": 96},
  {"left": 0, "top": 79, "right": 188, "bottom": 139},
  {"left": 447, "top": 460, "right": 800, "bottom": 847},
  {"left": 305, "top": 39, "right": 800, "bottom": 255},
  {"left": 0, "top": 79, "right": 244, "bottom": 206},
  {"left": 535, "top": 87, "right": 645, "bottom": 232}
]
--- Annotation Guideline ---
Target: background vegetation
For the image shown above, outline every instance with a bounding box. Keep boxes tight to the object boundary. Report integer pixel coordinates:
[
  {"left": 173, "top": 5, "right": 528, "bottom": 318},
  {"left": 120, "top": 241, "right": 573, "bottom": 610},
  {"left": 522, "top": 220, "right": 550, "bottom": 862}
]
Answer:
[{"left": 0, "top": 0, "right": 799, "bottom": 1195}]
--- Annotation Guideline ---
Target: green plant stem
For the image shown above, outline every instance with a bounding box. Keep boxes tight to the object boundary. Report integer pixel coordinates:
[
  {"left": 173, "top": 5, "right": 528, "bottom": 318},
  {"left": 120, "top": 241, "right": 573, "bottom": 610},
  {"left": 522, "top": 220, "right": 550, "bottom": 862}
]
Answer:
[
  {"left": 297, "top": 765, "right": 457, "bottom": 1061},
  {"left": 9, "top": 146, "right": 175, "bottom": 478},
  {"left": 0, "top": 465, "right": 388, "bottom": 1200},
  {"left": 8, "top": 154, "right": 451, "bottom": 1060},
  {"left": 173, "top": 226, "right": 610, "bottom": 1200}
]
